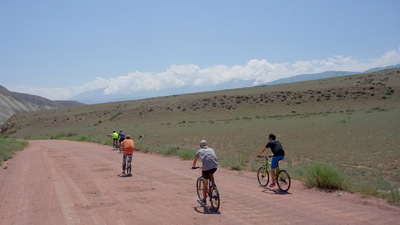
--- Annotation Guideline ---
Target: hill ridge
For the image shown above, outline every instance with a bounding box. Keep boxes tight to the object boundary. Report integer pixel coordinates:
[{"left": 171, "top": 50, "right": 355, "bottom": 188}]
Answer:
[{"left": 0, "top": 85, "right": 85, "bottom": 126}]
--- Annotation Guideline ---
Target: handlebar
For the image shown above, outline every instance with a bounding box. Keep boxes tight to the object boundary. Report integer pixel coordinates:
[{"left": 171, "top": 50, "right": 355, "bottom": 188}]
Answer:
[{"left": 257, "top": 155, "right": 273, "bottom": 158}]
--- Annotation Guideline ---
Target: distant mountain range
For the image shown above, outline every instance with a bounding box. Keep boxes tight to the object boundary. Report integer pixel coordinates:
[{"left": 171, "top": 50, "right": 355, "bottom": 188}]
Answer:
[
  {"left": 71, "top": 79, "right": 256, "bottom": 104},
  {"left": 267, "top": 64, "right": 400, "bottom": 85},
  {"left": 70, "top": 64, "right": 400, "bottom": 104},
  {"left": 0, "top": 85, "right": 85, "bottom": 126}
]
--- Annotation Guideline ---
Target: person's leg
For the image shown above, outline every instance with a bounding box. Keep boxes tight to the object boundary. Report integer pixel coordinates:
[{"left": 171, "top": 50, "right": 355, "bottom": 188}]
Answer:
[
  {"left": 270, "top": 156, "right": 284, "bottom": 185},
  {"left": 122, "top": 155, "right": 127, "bottom": 174},
  {"left": 202, "top": 178, "right": 209, "bottom": 201},
  {"left": 270, "top": 157, "right": 279, "bottom": 185},
  {"left": 271, "top": 168, "right": 276, "bottom": 183},
  {"left": 127, "top": 155, "right": 132, "bottom": 175}
]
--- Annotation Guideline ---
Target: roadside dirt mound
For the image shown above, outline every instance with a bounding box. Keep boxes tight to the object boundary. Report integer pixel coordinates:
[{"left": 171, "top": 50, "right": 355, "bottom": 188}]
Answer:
[{"left": 0, "top": 140, "right": 398, "bottom": 225}]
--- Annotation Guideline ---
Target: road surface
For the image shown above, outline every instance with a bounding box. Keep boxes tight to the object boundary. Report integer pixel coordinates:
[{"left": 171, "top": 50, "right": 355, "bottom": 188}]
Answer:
[{"left": 0, "top": 140, "right": 398, "bottom": 225}]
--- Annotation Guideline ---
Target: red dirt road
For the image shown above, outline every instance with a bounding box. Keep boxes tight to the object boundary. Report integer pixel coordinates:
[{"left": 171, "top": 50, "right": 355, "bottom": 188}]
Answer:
[{"left": 0, "top": 140, "right": 398, "bottom": 225}]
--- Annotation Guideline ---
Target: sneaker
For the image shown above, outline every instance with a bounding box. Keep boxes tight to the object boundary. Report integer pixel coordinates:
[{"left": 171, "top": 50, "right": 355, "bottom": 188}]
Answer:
[
  {"left": 199, "top": 198, "right": 206, "bottom": 205},
  {"left": 269, "top": 182, "right": 276, "bottom": 187}
]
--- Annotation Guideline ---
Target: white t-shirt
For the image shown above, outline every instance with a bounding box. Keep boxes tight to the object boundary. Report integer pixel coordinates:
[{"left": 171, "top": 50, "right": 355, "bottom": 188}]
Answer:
[{"left": 195, "top": 147, "right": 218, "bottom": 171}]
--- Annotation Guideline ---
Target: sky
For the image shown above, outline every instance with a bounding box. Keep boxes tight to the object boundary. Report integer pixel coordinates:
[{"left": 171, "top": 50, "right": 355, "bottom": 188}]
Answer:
[{"left": 1, "top": 0, "right": 400, "bottom": 100}]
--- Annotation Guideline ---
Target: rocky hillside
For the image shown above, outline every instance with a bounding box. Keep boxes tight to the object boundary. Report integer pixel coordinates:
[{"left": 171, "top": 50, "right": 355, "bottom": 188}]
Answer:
[{"left": 0, "top": 85, "right": 85, "bottom": 126}]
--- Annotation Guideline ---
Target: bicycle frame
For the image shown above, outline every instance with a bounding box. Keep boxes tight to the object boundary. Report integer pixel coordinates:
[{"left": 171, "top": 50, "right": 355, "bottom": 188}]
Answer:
[{"left": 263, "top": 156, "right": 281, "bottom": 174}]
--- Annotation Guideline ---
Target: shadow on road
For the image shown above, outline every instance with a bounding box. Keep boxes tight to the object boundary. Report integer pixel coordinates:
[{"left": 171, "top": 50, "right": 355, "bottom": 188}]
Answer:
[
  {"left": 262, "top": 188, "right": 292, "bottom": 195},
  {"left": 193, "top": 205, "right": 221, "bottom": 215}
]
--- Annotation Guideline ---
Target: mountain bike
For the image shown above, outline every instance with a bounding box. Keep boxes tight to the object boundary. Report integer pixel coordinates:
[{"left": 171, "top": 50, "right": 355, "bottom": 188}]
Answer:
[
  {"left": 257, "top": 155, "right": 291, "bottom": 192},
  {"left": 193, "top": 167, "right": 220, "bottom": 212}
]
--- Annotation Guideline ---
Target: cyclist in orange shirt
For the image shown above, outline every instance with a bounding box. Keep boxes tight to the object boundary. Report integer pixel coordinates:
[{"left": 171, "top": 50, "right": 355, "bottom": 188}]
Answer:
[{"left": 119, "top": 135, "right": 134, "bottom": 176}]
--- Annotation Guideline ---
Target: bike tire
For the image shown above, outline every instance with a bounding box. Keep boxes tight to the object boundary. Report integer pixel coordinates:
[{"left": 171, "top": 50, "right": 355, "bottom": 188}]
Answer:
[
  {"left": 257, "top": 167, "right": 270, "bottom": 187},
  {"left": 127, "top": 156, "right": 132, "bottom": 174},
  {"left": 196, "top": 177, "right": 203, "bottom": 200},
  {"left": 276, "top": 170, "right": 291, "bottom": 192},
  {"left": 209, "top": 184, "right": 220, "bottom": 212}
]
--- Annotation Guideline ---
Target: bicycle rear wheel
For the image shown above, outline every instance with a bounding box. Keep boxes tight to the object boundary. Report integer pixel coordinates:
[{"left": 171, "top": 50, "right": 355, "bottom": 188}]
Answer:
[
  {"left": 209, "top": 184, "right": 220, "bottom": 212},
  {"left": 196, "top": 177, "right": 203, "bottom": 200},
  {"left": 257, "top": 167, "right": 269, "bottom": 187},
  {"left": 126, "top": 156, "right": 132, "bottom": 174},
  {"left": 276, "top": 170, "right": 291, "bottom": 192}
]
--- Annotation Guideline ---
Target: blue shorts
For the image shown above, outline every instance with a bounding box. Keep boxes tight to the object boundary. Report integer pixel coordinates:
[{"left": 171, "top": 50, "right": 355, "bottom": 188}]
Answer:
[{"left": 271, "top": 155, "right": 284, "bottom": 169}]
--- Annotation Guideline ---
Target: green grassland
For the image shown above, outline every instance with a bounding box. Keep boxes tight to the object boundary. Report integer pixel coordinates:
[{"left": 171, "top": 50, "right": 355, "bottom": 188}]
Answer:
[{"left": 2, "top": 68, "right": 400, "bottom": 204}]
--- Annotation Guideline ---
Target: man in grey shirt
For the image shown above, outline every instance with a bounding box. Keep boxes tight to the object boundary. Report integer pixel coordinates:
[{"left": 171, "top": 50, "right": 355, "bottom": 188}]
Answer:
[{"left": 192, "top": 140, "right": 218, "bottom": 204}]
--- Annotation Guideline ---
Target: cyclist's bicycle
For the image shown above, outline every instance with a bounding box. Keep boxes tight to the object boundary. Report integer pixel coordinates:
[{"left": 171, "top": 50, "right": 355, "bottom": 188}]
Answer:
[
  {"left": 257, "top": 155, "right": 291, "bottom": 192},
  {"left": 119, "top": 154, "right": 132, "bottom": 177},
  {"left": 112, "top": 139, "right": 119, "bottom": 151},
  {"left": 193, "top": 167, "right": 220, "bottom": 212}
]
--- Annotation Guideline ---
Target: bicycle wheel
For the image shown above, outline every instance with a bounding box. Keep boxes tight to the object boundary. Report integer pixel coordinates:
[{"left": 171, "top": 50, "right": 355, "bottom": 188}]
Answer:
[
  {"left": 127, "top": 156, "right": 132, "bottom": 174},
  {"left": 276, "top": 170, "right": 291, "bottom": 192},
  {"left": 257, "top": 167, "right": 269, "bottom": 187},
  {"left": 209, "top": 184, "right": 220, "bottom": 212},
  {"left": 196, "top": 177, "right": 204, "bottom": 200}
]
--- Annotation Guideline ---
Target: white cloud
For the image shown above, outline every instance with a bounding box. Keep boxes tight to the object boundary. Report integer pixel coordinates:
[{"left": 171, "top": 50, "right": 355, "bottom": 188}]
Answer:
[{"left": 10, "top": 48, "right": 400, "bottom": 100}]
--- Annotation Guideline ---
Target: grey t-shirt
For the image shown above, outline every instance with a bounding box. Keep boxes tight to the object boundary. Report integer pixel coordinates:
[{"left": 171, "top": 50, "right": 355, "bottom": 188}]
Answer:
[{"left": 195, "top": 147, "right": 218, "bottom": 171}]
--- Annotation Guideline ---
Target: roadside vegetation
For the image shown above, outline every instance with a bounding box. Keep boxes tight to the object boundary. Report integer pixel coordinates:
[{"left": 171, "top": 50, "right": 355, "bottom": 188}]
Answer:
[
  {"left": 292, "top": 161, "right": 400, "bottom": 206},
  {"left": 0, "top": 135, "right": 28, "bottom": 166}
]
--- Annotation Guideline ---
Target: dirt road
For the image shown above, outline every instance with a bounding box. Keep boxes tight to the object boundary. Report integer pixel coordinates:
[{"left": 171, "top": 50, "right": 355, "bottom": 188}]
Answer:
[{"left": 0, "top": 140, "right": 398, "bottom": 225}]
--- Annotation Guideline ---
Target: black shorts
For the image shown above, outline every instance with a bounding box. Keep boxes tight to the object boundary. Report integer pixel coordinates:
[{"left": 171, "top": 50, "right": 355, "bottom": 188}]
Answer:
[
  {"left": 123, "top": 154, "right": 132, "bottom": 159},
  {"left": 202, "top": 168, "right": 217, "bottom": 179}
]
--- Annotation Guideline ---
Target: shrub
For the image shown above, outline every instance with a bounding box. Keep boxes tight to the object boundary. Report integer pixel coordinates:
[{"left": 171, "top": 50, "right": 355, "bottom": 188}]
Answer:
[
  {"left": 303, "top": 162, "right": 344, "bottom": 190},
  {"left": 0, "top": 136, "right": 28, "bottom": 166}
]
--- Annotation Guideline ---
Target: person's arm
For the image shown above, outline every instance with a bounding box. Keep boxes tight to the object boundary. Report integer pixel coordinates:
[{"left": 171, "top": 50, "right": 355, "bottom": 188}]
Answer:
[
  {"left": 257, "top": 147, "right": 267, "bottom": 157},
  {"left": 192, "top": 155, "right": 199, "bottom": 168}
]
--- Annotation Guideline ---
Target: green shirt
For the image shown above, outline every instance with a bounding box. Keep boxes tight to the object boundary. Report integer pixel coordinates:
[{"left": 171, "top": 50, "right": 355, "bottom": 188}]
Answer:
[{"left": 112, "top": 132, "right": 119, "bottom": 139}]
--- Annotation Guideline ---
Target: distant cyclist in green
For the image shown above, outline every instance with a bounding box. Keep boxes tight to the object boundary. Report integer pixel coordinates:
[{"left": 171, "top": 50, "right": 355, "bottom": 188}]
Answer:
[
  {"left": 112, "top": 131, "right": 119, "bottom": 148},
  {"left": 257, "top": 133, "right": 285, "bottom": 188},
  {"left": 192, "top": 140, "right": 219, "bottom": 205}
]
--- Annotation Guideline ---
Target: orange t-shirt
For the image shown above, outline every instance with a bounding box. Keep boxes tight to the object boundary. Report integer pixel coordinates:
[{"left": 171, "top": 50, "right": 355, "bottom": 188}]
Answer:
[{"left": 121, "top": 139, "right": 134, "bottom": 154}]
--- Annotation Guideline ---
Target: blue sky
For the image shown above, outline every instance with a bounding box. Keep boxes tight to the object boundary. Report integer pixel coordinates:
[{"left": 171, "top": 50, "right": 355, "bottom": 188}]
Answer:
[{"left": 1, "top": 0, "right": 400, "bottom": 100}]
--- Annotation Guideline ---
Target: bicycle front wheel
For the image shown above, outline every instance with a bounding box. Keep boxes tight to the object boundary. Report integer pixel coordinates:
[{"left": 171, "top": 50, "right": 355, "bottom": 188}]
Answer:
[
  {"left": 276, "top": 170, "right": 291, "bottom": 192},
  {"left": 209, "top": 184, "right": 220, "bottom": 212},
  {"left": 257, "top": 167, "right": 269, "bottom": 187},
  {"left": 196, "top": 177, "right": 204, "bottom": 200}
]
